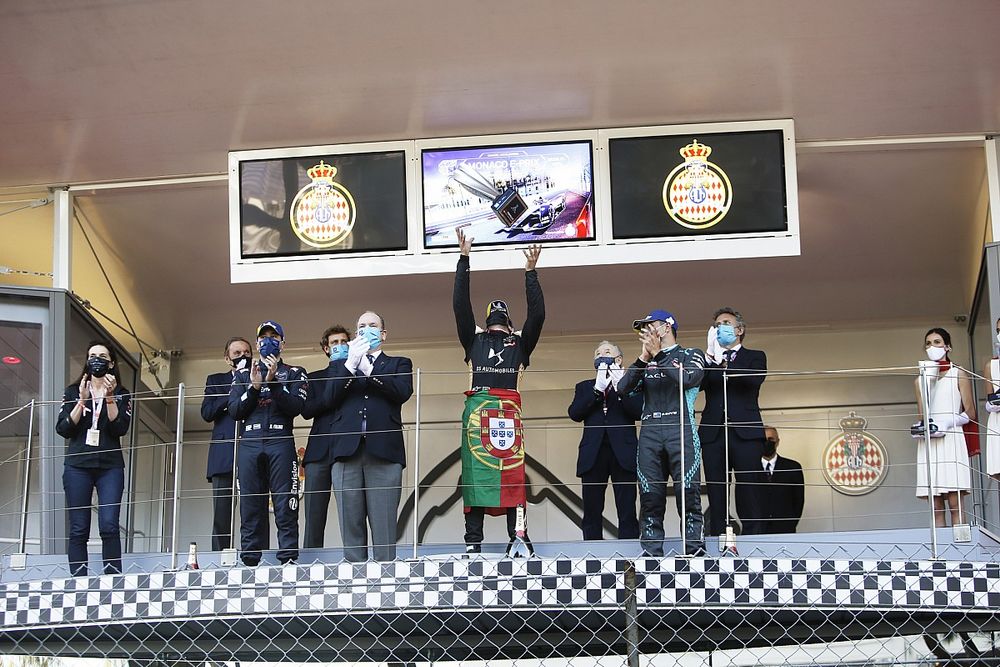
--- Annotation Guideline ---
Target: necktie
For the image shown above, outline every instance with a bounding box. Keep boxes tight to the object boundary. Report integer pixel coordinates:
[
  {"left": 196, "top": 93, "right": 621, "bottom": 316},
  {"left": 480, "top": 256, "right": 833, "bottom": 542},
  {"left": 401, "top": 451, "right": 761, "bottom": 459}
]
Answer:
[
  {"left": 724, "top": 349, "right": 735, "bottom": 364},
  {"left": 765, "top": 462, "right": 773, "bottom": 478},
  {"left": 367, "top": 354, "right": 375, "bottom": 366}
]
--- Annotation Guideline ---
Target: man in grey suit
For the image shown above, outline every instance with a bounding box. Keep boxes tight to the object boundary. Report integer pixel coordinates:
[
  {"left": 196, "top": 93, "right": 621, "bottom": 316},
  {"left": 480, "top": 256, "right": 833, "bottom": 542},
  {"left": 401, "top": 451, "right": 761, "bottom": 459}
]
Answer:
[{"left": 326, "top": 311, "right": 413, "bottom": 562}]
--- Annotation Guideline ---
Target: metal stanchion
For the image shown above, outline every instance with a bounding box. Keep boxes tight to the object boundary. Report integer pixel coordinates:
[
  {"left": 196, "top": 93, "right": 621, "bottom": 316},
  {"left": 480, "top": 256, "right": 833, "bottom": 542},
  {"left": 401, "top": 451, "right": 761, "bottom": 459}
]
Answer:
[
  {"left": 952, "top": 365, "right": 973, "bottom": 543},
  {"left": 624, "top": 560, "right": 640, "bottom": 667},
  {"left": 169, "top": 383, "right": 186, "bottom": 571},
  {"left": 412, "top": 368, "right": 422, "bottom": 559},
  {"left": 678, "top": 361, "right": 686, "bottom": 556},
  {"left": 919, "top": 366, "right": 939, "bottom": 559},
  {"left": 721, "top": 371, "right": 738, "bottom": 555},
  {"left": 12, "top": 399, "right": 36, "bottom": 569},
  {"left": 221, "top": 418, "right": 241, "bottom": 567}
]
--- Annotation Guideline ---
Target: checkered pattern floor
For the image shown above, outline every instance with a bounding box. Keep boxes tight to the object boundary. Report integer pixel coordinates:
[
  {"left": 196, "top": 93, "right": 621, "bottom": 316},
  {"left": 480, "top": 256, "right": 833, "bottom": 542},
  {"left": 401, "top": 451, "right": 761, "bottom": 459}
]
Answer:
[{"left": 2, "top": 557, "right": 999, "bottom": 629}]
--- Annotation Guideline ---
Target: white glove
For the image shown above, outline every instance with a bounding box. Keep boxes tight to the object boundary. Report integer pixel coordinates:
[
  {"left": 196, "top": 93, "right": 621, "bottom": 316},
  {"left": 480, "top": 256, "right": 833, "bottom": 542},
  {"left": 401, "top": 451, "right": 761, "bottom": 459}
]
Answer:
[
  {"left": 986, "top": 402, "right": 1000, "bottom": 414},
  {"left": 936, "top": 412, "right": 970, "bottom": 432},
  {"left": 594, "top": 364, "right": 611, "bottom": 393},
  {"left": 706, "top": 326, "right": 725, "bottom": 365},
  {"left": 609, "top": 366, "right": 625, "bottom": 391},
  {"left": 345, "top": 336, "right": 370, "bottom": 372}
]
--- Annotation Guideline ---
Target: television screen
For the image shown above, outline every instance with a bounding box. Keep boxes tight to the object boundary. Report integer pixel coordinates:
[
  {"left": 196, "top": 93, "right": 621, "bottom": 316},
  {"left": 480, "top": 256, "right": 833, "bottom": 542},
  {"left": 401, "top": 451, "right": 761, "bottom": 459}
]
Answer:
[
  {"left": 238, "top": 150, "right": 408, "bottom": 258},
  {"left": 422, "top": 140, "right": 595, "bottom": 248},
  {"left": 608, "top": 130, "right": 788, "bottom": 239}
]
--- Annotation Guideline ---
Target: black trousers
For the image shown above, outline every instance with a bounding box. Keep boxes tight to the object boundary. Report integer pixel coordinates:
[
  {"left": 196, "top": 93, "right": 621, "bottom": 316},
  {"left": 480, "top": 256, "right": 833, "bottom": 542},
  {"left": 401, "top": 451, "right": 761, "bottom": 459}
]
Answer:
[
  {"left": 730, "top": 437, "right": 766, "bottom": 535},
  {"left": 702, "top": 432, "right": 767, "bottom": 536},
  {"left": 237, "top": 436, "right": 299, "bottom": 564},
  {"left": 580, "top": 439, "right": 638, "bottom": 540},
  {"left": 302, "top": 461, "right": 334, "bottom": 549},
  {"left": 210, "top": 473, "right": 234, "bottom": 551},
  {"left": 464, "top": 507, "right": 532, "bottom": 551}
]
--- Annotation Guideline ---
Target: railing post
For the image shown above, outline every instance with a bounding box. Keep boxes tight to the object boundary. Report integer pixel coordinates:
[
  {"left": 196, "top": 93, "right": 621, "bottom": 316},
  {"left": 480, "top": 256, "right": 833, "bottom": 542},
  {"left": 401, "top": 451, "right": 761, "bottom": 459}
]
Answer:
[
  {"left": 678, "top": 361, "right": 686, "bottom": 556},
  {"left": 223, "top": 418, "right": 241, "bottom": 566},
  {"left": 412, "top": 368, "right": 422, "bottom": 559},
  {"left": 16, "top": 399, "right": 36, "bottom": 557},
  {"left": 170, "top": 383, "right": 186, "bottom": 570},
  {"left": 919, "top": 366, "right": 939, "bottom": 559},
  {"left": 723, "top": 371, "right": 731, "bottom": 538},
  {"left": 623, "top": 560, "right": 640, "bottom": 667}
]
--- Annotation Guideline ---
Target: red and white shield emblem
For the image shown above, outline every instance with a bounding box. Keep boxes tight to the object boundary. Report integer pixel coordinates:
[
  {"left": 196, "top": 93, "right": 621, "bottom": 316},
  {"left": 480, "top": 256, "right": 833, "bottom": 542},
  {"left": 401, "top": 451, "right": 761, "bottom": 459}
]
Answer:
[{"left": 480, "top": 408, "right": 523, "bottom": 459}]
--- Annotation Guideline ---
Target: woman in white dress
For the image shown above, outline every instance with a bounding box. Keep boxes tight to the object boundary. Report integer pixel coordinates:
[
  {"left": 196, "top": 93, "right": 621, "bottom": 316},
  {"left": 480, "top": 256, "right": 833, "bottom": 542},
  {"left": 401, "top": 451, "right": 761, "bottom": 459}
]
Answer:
[
  {"left": 983, "top": 318, "right": 1000, "bottom": 480},
  {"left": 914, "top": 327, "right": 975, "bottom": 527}
]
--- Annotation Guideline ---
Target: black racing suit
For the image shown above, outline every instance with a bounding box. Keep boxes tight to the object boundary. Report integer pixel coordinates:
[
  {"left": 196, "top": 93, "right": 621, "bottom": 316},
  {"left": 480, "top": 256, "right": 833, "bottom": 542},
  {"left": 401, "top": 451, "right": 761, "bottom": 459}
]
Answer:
[
  {"left": 619, "top": 344, "right": 706, "bottom": 556},
  {"left": 454, "top": 254, "right": 544, "bottom": 546},
  {"left": 229, "top": 360, "right": 307, "bottom": 565}
]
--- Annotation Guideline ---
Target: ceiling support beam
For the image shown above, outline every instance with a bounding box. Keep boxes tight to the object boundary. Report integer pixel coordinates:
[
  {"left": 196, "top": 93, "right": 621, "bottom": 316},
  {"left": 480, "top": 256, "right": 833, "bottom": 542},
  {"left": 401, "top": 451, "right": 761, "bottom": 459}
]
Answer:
[
  {"left": 986, "top": 137, "right": 1000, "bottom": 244},
  {"left": 52, "top": 188, "right": 72, "bottom": 291}
]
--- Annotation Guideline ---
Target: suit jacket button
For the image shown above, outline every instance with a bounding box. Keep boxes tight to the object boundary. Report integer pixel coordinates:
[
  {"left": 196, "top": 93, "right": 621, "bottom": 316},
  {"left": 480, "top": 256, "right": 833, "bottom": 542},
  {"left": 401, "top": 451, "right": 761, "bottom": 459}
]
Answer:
[{"left": 364, "top": 395, "right": 369, "bottom": 399}]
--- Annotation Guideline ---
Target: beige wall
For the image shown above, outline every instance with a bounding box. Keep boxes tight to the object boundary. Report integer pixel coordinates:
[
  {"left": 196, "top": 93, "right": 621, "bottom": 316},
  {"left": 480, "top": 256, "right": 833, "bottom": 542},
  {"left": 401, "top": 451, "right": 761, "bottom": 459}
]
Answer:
[
  {"left": 0, "top": 198, "right": 167, "bottom": 360},
  {"left": 160, "top": 319, "right": 993, "bottom": 552}
]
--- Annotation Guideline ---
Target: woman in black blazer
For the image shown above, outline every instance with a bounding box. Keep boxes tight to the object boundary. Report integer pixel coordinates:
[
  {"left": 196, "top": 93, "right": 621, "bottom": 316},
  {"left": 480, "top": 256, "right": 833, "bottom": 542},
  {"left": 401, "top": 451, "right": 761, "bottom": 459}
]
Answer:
[{"left": 55, "top": 341, "right": 132, "bottom": 576}]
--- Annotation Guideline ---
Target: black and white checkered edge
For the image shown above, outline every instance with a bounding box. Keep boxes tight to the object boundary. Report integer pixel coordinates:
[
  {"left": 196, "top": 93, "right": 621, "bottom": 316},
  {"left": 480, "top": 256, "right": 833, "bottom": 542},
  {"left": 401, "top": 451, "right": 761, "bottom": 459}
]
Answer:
[{"left": 3, "top": 557, "right": 999, "bottom": 629}]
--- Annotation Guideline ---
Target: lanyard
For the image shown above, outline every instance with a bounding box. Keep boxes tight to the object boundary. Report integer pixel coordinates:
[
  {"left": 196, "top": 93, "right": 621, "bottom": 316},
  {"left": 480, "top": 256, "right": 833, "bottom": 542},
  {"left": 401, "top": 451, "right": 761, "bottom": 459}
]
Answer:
[{"left": 89, "top": 383, "right": 105, "bottom": 428}]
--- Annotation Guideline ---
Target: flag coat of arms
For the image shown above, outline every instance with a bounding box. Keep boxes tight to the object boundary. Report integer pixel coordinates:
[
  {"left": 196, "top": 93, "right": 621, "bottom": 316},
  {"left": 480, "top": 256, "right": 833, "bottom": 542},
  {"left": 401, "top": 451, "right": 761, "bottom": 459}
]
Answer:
[{"left": 461, "top": 388, "right": 526, "bottom": 509}]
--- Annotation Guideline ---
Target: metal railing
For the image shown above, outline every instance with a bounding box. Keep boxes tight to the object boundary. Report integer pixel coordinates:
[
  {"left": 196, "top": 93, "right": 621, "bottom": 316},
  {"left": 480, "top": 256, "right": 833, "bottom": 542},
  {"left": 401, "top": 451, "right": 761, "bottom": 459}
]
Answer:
[{"left": 0, "top": 362, "right": 998, "bottom": 576}]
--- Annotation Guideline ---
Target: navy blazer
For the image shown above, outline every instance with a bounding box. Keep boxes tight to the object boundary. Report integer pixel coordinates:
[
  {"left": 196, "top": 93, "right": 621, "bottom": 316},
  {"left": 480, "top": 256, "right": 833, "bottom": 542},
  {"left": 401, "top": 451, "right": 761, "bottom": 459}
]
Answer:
[
  {"left": 567, "top": 379, "right": 644, "bottom": 477},
  {"left": 699, "top": 346, "right": 767, "bottom": 444},
  {"left": 200, "top": 370, "right": 237, "bottom": 480},
  {"left": 301, "top": 362, "right": 338, "bottom": 465},
  {"left": 327, "top": 352, "right": 413, "bottom": 466}
]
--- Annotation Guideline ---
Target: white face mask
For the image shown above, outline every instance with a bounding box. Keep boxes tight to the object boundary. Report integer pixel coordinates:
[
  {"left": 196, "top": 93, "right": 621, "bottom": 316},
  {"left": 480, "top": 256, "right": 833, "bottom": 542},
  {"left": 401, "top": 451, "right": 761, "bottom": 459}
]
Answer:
[
  {"left": 926, "top": 346, "right": 948, "bottom": 362},
  {"left": 995, "top": 332, "right": 1000, "bottom": 345}
]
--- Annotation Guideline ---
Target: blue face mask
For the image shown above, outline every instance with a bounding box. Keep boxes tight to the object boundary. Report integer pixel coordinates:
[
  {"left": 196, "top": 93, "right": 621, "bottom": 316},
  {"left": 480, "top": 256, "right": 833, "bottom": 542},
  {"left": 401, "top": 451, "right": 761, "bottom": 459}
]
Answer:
[
  {"left": 716, "top": 324, "right": 738, "bottom": 347},
  {"left": 258, "top": 336, "right": 281, "bottom": 359},
  {"left": 360, "top": 326, "right": 382, "bottom": 351},
  {"left": 328, "top": 343, "right": 349, "bottom": 362},
  {"left": 594, "top": 356, "right": 616, "bottom": 369}
]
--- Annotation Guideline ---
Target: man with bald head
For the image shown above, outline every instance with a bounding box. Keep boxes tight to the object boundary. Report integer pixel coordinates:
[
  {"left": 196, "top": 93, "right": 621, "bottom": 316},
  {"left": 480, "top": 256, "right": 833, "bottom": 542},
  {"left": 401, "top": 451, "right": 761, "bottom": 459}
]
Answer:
[
  {"left": 326, "top": 311, "right": 413, "bottom": 562},
  {"left": 568, "top": 341, "right": 644, "bottom": 540}
]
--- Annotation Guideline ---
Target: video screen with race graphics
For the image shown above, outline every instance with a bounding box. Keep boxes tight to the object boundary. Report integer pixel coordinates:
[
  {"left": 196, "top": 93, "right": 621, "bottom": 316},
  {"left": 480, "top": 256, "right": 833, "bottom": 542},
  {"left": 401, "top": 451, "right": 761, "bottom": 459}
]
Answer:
[
  {"left": 238, "top": 150, "right": 408, "bottom": 259},
  {"left": 608, "top": 129, "right": 788, "bottom": 239},
  {"left": 422, "top": 141, "right": 595, "bottom": 249}
]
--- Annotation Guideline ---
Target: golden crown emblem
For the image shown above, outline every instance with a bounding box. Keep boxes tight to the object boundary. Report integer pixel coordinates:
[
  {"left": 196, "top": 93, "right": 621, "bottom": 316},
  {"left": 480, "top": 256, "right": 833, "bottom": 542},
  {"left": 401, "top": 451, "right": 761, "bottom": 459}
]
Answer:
[
  {"left": 839, "top": 411, "right": 868, "bottom": 432},
  {"left": 679, "top": 140, "right": 712, "bottom": 161},
  {"left": 307, "top": 161, "right": 338, "bottom": 181}
]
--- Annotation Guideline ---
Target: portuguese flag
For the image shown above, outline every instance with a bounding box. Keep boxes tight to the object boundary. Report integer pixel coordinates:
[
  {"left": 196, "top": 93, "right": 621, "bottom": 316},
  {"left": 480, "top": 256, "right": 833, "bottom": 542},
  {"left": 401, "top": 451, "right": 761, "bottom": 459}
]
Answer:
[{"left": 461, "top": 388, "right": 526, "bottom": 509}]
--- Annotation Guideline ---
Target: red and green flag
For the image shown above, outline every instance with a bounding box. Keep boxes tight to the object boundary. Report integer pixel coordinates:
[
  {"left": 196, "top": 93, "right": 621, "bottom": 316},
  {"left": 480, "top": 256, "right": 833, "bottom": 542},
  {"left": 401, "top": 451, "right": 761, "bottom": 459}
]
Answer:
[{"left": 461, "top": 388, "right": 526, "bottom": 509}]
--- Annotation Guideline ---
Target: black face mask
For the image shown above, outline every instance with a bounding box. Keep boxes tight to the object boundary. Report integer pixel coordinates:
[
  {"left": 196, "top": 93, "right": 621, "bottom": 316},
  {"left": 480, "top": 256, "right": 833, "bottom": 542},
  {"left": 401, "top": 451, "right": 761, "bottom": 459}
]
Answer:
[
  {"left": 87, "top": 356, "right": 111, "bottom": 378},
  {"left": 231, "top": 355, "right": 252, "bottom": 372},
  {"left": 486, "top": 311, "right": 512, "bottom": 329},
  {"left": 762, "top": 439, "right": 778, "bottom": 458}
]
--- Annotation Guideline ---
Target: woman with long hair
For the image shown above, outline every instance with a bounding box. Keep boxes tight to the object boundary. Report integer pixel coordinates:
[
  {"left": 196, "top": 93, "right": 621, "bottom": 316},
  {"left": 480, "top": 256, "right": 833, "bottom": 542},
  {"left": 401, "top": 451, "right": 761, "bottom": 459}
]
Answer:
[
  {"left": 914, "top": 327, "right": 975, "bottom": 527},
  {"left": 55, "top": 341, "right": 132, "bottom": 576}
]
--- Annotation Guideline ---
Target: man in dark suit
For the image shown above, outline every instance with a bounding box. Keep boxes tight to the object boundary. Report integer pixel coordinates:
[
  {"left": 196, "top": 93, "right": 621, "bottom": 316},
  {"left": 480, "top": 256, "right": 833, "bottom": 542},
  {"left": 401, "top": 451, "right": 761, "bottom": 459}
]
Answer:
[
  {"left": 699, "top": 307, "right": 768, "bottom": 536},
  {"left": 758, "top": 426, "right": 805, "bottom": 534},
  {"left": 568, "top": 341, "right": 643, "bottom": 540},
  {"left": 300, "top": 324, "right": 351, "bottom": 548},
  {"left": 200, "top": 336, "right": 253, "bottom": 551},
  {"left": 327, "top": 311, "right": 413, "bottom": 562}
]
